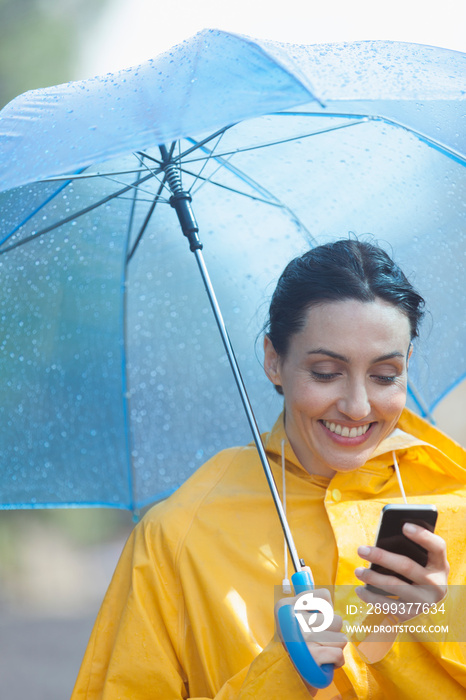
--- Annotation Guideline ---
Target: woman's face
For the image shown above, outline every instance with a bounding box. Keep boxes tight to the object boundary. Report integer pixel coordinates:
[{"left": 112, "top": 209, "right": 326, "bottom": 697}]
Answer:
[{"left": 264, "top": 299, "right": 412, "bottom": 478}]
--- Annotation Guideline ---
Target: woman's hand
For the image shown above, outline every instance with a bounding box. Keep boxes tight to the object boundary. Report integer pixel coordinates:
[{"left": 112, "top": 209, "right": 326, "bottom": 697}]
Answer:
[
  {"left": 275, "top": 587, "right": 347, "bottom": 694},
  {"left": 355, "top": 523, "right": 449, "bottom": 620}
]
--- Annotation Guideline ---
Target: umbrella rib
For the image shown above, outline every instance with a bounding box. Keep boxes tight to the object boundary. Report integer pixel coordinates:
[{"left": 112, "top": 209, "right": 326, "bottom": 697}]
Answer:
[
  {"left": 174, "top": 137, "right": 317, "bottom": 241},
  {"left": 179, "top": 166, "right": 284, "bottom": 205},
  {"left": 124, "top": 145, "right": 174, "bottom": 263},
  {"left": 182, "top": 119, "right": 367, "bottom": 163},
  {"left": 374, "top": 116, "right": 466, "bottom": 166},
  {"left": 90, "top": 153, "right": 168, "bottom": 199},
  {"left": 0, "top": 172, "right": 156, "bottom": 255},
  {"left": 125, "top": 168, "right": 144, "bottom": 246},
  {"left": 126, "top": 176, "right": 167, "bottom": 263},
  {"left": 135, "top": 151, "right": 166, "bottom": 182},
  {"left": 178, "top": 170, "right": 316, "bottom": 245},
  {"left": 93, "top": 173, "right": 167, "bottom": 200},
  {"left": 40, "top": 167, "right": 149, "bottom": 182},
  {"left": 187, "top": 131, "right": 227, "bottom": 195},
  {"left": 189, "top": 156, "right": 236, "bottom": 198},
  {"left": 184, "top": 139, "right": 287, "bottom": 202},
  {"left": 0, "top": 177, "right": 75, "bottom": 249},
  {"left": 120, "top": 175, "right": 142, "bottom": 514},
  {"left": 272, "top": 110, "right": 466, "bottom": 166},
  {"left": 171, "top": 125, "right": 235, "bottom": 163}
]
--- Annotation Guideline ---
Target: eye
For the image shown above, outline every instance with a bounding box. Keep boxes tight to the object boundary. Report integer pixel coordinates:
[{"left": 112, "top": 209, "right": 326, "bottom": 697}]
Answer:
[
  {"left": 372, "top": 374, "right": 397, "bottom": 384},
  {"left": 311, "top": 371, "right": 341, "bottom": 381},
  {"left": 370, "top": 362, "right": 404, "bottom": 385}
]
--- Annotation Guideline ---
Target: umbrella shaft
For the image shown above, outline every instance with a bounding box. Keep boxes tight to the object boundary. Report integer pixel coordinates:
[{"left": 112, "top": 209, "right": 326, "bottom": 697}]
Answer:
[
  {"left": 193, "top": 248, "right": 302, "bottom": 574},
  {"left": 161, "top": 142, "right": 302, "bottom": 571}
]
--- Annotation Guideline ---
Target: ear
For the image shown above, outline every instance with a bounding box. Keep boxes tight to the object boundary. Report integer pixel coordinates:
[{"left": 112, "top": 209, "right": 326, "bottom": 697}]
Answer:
[
  {"left": 263, "top": 335, "right": 282, "bottom": 387},
  {"left": 407, "top": 343, "right": 413, "bottom": 367}
]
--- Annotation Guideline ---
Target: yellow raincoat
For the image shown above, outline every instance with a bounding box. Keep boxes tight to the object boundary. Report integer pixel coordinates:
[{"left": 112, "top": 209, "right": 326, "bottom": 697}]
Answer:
[{"left": 72, "top": 408, "right": 466, "bottom": 699}]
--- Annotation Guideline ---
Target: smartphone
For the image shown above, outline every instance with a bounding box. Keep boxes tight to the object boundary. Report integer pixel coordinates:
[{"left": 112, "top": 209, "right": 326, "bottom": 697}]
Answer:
[{"left": 366, "top": 504, "right": 438, "bottom": 595}]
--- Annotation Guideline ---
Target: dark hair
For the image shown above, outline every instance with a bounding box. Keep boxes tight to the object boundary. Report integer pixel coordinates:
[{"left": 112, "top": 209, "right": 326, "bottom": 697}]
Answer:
[{"left": 265, "top": 239, "right": 425, "bottom": 359}]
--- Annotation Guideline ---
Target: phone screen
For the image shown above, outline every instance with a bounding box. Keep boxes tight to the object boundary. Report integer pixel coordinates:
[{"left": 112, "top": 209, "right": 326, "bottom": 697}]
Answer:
[{"left": 367, "top": 504, "right": 438, "bottom": 594}]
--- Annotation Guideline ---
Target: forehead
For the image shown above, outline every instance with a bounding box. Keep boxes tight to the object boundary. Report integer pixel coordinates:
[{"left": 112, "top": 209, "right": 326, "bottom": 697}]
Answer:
[{"left": 295, "top": 299, "right": 411, "bottom": 354}]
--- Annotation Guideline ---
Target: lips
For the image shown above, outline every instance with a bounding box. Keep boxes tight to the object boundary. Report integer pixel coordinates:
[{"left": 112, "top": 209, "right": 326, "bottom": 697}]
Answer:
[{"left": 321, "top": 420, "right": 372, "bottom": 438}]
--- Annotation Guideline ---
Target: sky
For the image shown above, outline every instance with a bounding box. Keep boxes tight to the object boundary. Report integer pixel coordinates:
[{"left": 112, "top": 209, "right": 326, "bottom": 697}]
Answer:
[{"left": 76, "top": 0, "right": 466, "bottom": 77}]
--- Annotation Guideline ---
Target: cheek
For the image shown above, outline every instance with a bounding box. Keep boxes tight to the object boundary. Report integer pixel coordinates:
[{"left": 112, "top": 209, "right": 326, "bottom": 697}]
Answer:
[
  {"left": 287, "top": 382, "right": 336, "bottom": 413},
  {"left": 378, "top": 388, "right": 407, "bottom": 419}
]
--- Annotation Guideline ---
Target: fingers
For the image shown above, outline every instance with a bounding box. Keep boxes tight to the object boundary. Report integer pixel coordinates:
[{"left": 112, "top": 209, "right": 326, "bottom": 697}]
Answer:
[
  {"left": 357, "top": 544, "right": 419, "bottom": 584},
  {"left": 298, "top": 611, "right": 345, "bottom": 638},
  {"left": 311, "top": 644, "right": 346, "bottom": 668},
  {"left": 402, "top": 523, "right": 449, "bottom": 575},
  {"left": 299, "top": 611, "right": 346, "bottom": 669},
  {"left": 355, "top": 563, "right": 412, "bottom": 598},
  {"left": 355, "top": 527, "right": 449, "bottom": 613},
  {"left": 357, "top": 526, "right": 449, "bottom": 587},
  {"left": 310, "top": 587, "right": 333, "bottom": 606},
  {"left": 275, "top": 587, "right": 347, "bottom": 672}
]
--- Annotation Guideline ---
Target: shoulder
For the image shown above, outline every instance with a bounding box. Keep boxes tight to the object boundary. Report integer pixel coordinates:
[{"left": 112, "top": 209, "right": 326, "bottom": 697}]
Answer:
[{"left": 137, "top": 442, "right": 263, "bottom": 545}]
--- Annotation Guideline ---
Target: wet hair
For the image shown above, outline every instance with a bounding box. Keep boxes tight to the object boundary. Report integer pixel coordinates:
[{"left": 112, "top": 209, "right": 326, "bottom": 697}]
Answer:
[{"left": 265, "top": 239, "right": 425, "bottom": 361}]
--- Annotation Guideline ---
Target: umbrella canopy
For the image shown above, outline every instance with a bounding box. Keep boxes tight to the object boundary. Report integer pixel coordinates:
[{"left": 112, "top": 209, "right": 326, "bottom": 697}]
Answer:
[{"left": 0, "top": 29, "right": 465, "bottom": 513}]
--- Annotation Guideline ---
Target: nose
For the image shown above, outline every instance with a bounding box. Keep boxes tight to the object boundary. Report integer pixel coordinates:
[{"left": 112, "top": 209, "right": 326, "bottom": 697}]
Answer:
[{"left": 337, "top": 379, "right": 371, "bottom": 421}]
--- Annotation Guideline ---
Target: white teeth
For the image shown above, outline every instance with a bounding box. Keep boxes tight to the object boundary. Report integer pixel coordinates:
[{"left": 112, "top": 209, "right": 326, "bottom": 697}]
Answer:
[{"left": 323, "top": 420, "right": 371, "bottom": 437}]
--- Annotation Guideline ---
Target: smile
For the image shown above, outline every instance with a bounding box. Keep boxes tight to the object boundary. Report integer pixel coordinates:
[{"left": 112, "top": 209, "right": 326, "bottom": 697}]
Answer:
[{"left": 321, "top": 420, "right": 372, "bottom": 438}]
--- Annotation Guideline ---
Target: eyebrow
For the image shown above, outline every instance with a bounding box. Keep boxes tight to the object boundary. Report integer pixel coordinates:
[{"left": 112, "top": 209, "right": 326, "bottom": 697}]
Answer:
[{"left": 307, "top": 349, "right": 406, "bottom": 363}]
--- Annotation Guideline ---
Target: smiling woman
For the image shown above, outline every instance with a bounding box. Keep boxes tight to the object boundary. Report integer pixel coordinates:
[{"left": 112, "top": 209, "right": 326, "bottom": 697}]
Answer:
[
  {"left": 262, "top": 240, "right": 422, "bottom": 479},
  {"left": 264, "top": 299, "right": 412, "bottom": 478},
  {"left": 71, "top": 239, "right": 466, "bottom": 700}
]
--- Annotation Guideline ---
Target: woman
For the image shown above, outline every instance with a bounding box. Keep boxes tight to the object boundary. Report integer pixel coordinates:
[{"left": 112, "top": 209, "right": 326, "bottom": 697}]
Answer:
[{"left": 72, "top": 240, "right": 466, "bottom": 699}]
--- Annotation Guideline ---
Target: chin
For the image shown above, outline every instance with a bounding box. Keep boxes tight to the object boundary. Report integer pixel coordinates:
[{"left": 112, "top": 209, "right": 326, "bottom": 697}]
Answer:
[{"left": 322, "top": 446, "right": 379, "bottom": 474}]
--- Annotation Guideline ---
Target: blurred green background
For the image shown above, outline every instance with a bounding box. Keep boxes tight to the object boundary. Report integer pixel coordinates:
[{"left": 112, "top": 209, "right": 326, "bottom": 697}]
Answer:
[{"left": 0, "top": 0, "right": 106, "bottom": 109}]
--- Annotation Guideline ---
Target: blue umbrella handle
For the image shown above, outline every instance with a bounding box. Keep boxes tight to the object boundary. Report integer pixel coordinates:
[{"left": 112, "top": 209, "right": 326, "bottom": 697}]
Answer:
[{"left": 277, "top": 570, "right": 334, "bottom": 689}]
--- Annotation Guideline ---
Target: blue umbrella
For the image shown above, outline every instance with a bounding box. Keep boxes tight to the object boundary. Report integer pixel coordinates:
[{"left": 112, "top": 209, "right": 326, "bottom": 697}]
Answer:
[{"left": 0, "top": 29, "right": 464, "bottom": 516}]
